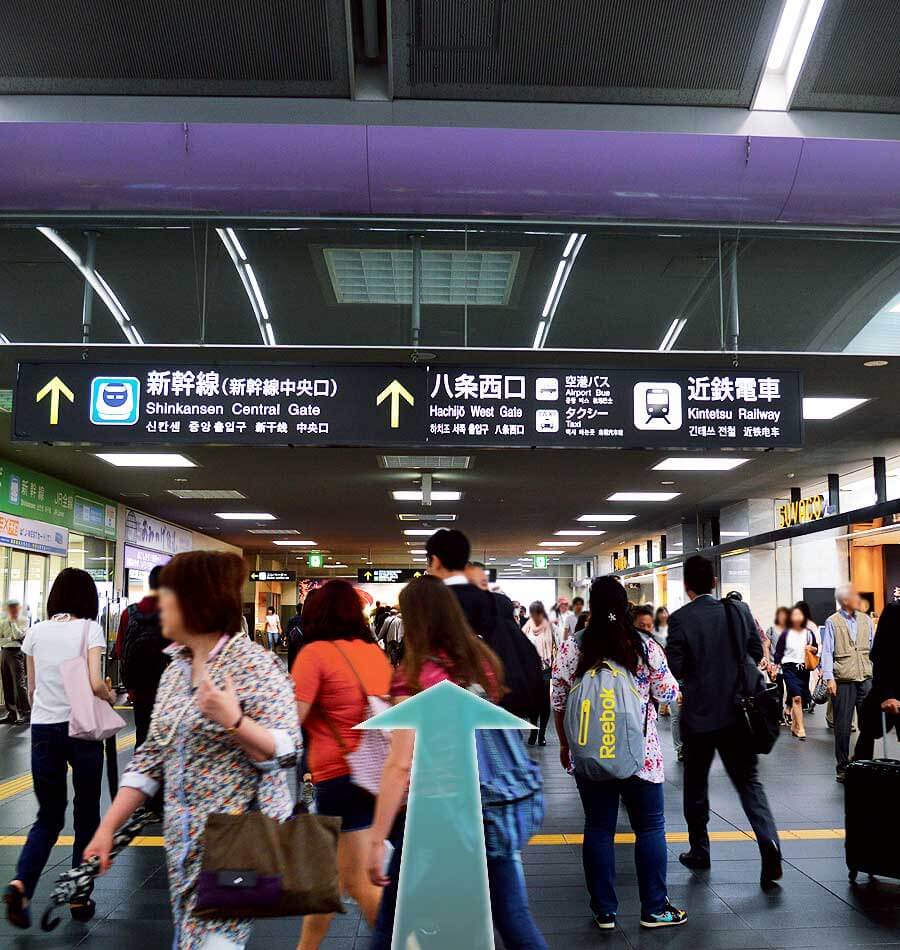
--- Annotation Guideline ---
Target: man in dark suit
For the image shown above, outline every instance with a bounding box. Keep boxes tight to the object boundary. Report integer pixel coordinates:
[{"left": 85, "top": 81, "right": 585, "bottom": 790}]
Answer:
[
  {"left": 425, "top": 529, "right": 495, "bottom": 639},
  {"left": 666, "top": 555, "right": 782, "bottom": 887}
]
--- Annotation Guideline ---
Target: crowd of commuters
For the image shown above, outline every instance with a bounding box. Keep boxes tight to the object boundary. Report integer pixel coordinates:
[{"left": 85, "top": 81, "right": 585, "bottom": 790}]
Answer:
[{"left": 3, "top": 533, "right": 899, "bottom": 947}]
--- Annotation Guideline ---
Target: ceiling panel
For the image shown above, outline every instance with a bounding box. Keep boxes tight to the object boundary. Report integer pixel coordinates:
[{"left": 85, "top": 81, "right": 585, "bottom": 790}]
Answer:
[
  {"left": 0, "top": 0, "right": 349, "bottom": 96},
  {"left": 791, "top": 0, "right": 900, "bottom": 114},
  {"left": 392, "top": 0, "right": 783, "bottom": 106}
]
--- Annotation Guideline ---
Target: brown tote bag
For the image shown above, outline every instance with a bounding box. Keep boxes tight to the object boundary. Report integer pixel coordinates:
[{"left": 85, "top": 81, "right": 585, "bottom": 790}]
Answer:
[{"left": 194, "top": 810, "right": 345, "bottom": 920}]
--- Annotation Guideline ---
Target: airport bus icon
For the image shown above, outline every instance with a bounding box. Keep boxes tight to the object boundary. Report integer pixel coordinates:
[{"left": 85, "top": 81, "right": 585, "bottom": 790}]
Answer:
[
  {"left": 90, "top": 377, "right": 141, "bottom": 426},
  {"left": 633, "top": 382, "right": 682, "bottom": 431}
]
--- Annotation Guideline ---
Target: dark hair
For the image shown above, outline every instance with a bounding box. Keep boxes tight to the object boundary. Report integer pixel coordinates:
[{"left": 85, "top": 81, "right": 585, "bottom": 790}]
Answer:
[
  {"left": 774, "top": 606, "right": 790, "bottom": 628},
  {"left": 684, "top": 555, "right": 715, "bottom": 596},
  {"left": 399, "top": 575, "right": 503, "bottom": 699},
  {"left": 726, "top": 590, "right": 743, "bottom": 602},
  {"left": 577, "top": 576, "right": 641, "bottom": 677},
  {"left": 426, "top": 529, "right": 470, "bottom": 572},
  {"left": 47, "top": 568, "right": 99, "bottom": 620},
  {"left": 529, "top": 600, "right": 546, "bottom": 619},
  {"left": 148, "top": 565, "right": 163, "bottom": 591},
  {"left": 575, "top": 611, "right": 589, "bottom": 633},
  {"left": 469, "top": 560, "right": 486, "bottom": 570},
  {"left": 633, "top": 605, "right": 654, "bottom": 623},
  {"left": 267, "top": 604, "right": 276, "bottom": 613},
  {"left": 795, "top": 600, "right": 813, "bottom": 625},
  {"left": 573, "top": 597, "right": 585, "bottom": 608},
  {"left": 654, "top": 606, "right": 669, "bottom": 629},
  {"left": 301, "top": 580, "right": 373, "bottom": 644},
  {"left": 159, "top": 551, "right": 244, "bottom": 635}
]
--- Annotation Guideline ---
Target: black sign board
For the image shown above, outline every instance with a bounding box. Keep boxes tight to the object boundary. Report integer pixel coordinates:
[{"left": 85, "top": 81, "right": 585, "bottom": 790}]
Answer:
[
  {"left": 358, "top": 568, "right": 426, "bottom": 584},
  {"left": 249, "top": 570, "right": 296, "bottom": 583},
  {"left": 14, "top": 362, "right": 803, "bottom": 450}
]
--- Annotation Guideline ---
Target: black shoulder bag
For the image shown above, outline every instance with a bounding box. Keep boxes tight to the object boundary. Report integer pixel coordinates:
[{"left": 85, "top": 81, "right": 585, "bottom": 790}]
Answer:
[{"left": 723, "top": 598, "right": 781, "bottom": 755}]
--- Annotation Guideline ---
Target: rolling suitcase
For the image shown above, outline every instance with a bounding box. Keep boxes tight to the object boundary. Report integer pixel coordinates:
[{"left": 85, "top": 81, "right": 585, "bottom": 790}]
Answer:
[{"left": 844, "top": 712, "right": 900, "bottom": 882}]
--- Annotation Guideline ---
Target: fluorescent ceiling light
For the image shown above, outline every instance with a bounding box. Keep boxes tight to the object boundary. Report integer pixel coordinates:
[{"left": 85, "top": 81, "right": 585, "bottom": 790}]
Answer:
[
  {"left": 397, "top": 513, "right": 456, "bottom": 522},
  {"left": 539, "top": 541, "right": 580, "bottom": 547},
  {"left": 720, "top": 531, "right": 749, "bottom": 538},
  {"left": 754, "top": 0, "right": 826, "bottom": 110},
  {"left": 403, "top": 529, "right": 438, "bottom": 536},
  {"left": 606, "top": 492, "right": 681, "bottom": 502},
  {"left": 658, "top": 317, "right": 687, "bottom": 352},
  {"left": 555, "top": 530, "right": 606, "bottom": 536},
  {"left": 527, "top": 549, "right": 564, "bottom": 555},
  {"left": 273, "top": 540, "right": 317, "bottom": 546},
  {"left": 408, "top": 549, "right": 427, "bottom": 555},
  {"left": 652, "top": 458, "right": 749, "bottom": 472},
  {"left": 324, "top": 248, "right": 519, "bottom": 306},
  {"left": 248, "top": 528, "right": 300, "bottom": 535},
  {"left": 214, "top": 512, "right": 276, "bottom": 520},
  {"left": 38, "top": 227, "right": 142, "bottom": 345},
  {"left": 96, "top": 453, "right": 195, "bottom": 468},
  {"left": 532, "top": 321, "right": 546, "bottom": 349},
  {"left": 533, "top": 234, "right": 586, "bottom": 349},
  {"left": 392, "top": 490, "right": 462, "bottom": 502},
  {"left": 327, "top": 563, "right": 348, "bottom": 568},
  {"left": 216, "top": 228, "right": 274, "bottom": 345},
  {"left": 576, "top": 513, "right": 637, "bottom": 522},
  {"left": 541, "top": 261, "right": 567, "bottom": 319},
  {"left": 802, "top": 397, "right": 868, "bottom": 420},
  {"left": 167, "top": 489, "right": 246, "bottom": 500}
]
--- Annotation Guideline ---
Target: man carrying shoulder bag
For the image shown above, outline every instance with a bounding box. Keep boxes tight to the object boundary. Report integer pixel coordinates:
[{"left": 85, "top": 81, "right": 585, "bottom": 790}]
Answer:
[{"left": 666, "top": 555, "right": 782, "bottom": 888}]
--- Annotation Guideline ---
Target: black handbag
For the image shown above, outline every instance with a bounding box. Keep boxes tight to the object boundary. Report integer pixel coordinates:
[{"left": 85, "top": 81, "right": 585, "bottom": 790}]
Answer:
[{"left": 723, "top": 599, "right": 781, "bottom": 755}]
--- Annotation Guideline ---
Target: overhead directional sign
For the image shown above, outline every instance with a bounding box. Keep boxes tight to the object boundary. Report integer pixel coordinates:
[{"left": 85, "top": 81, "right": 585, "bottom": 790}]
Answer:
[
  {"left": 358, "top": 567, "right": 425, "bottom": 584},
  {"left": 249, "top": 570, "right": 296, "bottom": 583},
  {"left": 532, "top": 554, "right": 549, "bottom": 570},
  {"left": 307, "top": 553, "right": 324, "bottom": 569},
  {"left": 13, "top": 362, "right": 803, "bottom": 449}
]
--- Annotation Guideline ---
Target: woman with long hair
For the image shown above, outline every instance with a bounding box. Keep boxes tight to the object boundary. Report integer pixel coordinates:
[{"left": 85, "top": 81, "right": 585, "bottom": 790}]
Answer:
[
  {"left": 291, "top": 580, "right": 392, "bottom": 950},
  {"left": 551, "top": 576, "right": 686, "bottom": 931},
  {"left": 367, "top": 575, "right": 547, "bottom": 950},
  {"left": 82, "top": 552, "right": 299, "bottom": 950},
  {"left": 522, "top": 600, "right": 555, "bottom": 746},
  {"left": 774, "top": 606, "right": 818, "bottom": 740}
]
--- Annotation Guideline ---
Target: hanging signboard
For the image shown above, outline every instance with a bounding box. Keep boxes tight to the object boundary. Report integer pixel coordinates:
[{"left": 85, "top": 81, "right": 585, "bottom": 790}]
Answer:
[
  {"left": 124, "top": 509, "right": 192, "bottom": 557},
  {"left": 0, "top": 513, "right": 68, "bottom": 556},
  {"left": 358, "top": 568, "right": 426, "bottom": 584},
  {"left": 13, "top": 362, "right": 803, "bottom": 450},
  {"left": 250, "top": 570, "right": 296, "bottom": 583},
  {"left": 0, "top": 457, "right": 116, "bottom": 540},
  {"left": 123, "top": 544, "right": 171, "bottom": 573}
]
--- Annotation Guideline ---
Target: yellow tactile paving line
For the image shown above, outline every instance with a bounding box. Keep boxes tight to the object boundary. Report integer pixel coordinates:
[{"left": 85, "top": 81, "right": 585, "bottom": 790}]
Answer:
[
  {"left": 0, "top": 732, "right": 136, "bottom": 803},
  {"left": 0, "top": 829, "right": 846, "bottom": 848}
]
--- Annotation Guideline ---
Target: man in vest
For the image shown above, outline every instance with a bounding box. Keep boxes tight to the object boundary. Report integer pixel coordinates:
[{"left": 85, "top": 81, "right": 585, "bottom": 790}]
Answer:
[{"left": 823, "top": 584, "right": 874, "bottom": 782}]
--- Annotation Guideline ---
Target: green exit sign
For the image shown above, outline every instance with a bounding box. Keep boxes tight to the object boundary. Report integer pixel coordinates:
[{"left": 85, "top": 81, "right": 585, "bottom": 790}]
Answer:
[
  {"left": 532, "top": 554, "right": 549, "bottom": 570},
  {"left": 308, "top": 553, "right": 324, "bottom": 569}
]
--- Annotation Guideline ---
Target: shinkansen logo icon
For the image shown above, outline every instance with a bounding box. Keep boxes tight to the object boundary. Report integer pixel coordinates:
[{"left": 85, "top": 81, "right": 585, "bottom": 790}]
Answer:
[{"left": 633, "top": 382, "right": 682, "bottom": 431}]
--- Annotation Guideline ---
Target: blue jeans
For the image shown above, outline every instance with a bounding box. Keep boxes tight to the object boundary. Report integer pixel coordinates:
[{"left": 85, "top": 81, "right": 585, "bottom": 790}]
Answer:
[
  {"left": 575, "top": 775, "right": 667, "bottom": 918},
  {"left": 371, "top": 812, "right": 547, "bottom": 950},
  {"left": 16, "top": 722, "right": 104, "bottom": 898}
]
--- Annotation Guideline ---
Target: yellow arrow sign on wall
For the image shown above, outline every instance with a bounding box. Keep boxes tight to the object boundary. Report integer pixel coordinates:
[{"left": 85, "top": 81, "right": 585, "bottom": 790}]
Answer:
[
  {"left": 35, "top": 376, "right": 74, "bottom": 425},
  {"left": 376, "top": 379, "right": 415, "bottom": 429}
]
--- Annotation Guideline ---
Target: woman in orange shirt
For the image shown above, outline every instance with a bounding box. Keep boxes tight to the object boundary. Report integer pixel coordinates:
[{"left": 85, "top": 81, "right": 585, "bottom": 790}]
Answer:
[{"left": 292, "top": 580, "right": 392, "bottom": 950}]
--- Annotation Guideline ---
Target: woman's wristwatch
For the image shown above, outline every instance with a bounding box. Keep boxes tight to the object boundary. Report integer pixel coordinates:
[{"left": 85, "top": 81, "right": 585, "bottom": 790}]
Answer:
[{"left": 225, "top": 712, "right": 244, "bottom": 735}]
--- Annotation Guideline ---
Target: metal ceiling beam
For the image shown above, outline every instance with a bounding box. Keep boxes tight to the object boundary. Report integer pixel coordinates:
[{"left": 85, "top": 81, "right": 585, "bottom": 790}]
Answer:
[{"left": 0, "top": 95, "right": 898, "bottom": 143}]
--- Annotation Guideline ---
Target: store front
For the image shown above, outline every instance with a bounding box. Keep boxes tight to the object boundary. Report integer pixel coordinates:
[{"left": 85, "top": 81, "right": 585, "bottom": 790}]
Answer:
[
  {"left": 122, "top": 508, "right": 192, "bottom": 600},
  {"left": 0, "top": 459, "right": 117, "bottom": 625}
]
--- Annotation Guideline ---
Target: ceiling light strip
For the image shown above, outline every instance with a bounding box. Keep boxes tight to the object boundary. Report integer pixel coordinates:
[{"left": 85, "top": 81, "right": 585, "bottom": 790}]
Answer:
[
  {"left": 534, "top": 233, "right": 585, "bottom": 349},
  {"left": 216, "top": 228, "right": 274, "bottom": 345},
  {"left": 658, "top": 317, "right": 687, "bottom": 352},
  {"left": 37, "top": 227, "right": 142, "bottom": 345}
]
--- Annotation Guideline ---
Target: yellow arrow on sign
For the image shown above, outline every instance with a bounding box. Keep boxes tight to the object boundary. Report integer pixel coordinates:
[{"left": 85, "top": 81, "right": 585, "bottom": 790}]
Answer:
[
  {"left": 35, "top": 376, "right": 75, "bottom": 425},
  {"left": 376, "top": 379, "right": 415, "bottom": 429},
  {"left": 364, "top": 571, "right": 373, "bottom": 580}
]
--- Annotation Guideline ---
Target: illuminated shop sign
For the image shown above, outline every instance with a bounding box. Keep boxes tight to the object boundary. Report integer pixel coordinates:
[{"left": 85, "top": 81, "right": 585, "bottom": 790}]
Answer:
[
  {"left": 250, "top": 570, "right": 296, "bottom": 583},
  {"left": 613, "top": 555, "right": 629, "bottom": 571},
  {"left": 777, "top": 494, "right": 827, "bottom": 528},
  {"left": 14, "top": 363, "right": 803, "bottom": 450}
]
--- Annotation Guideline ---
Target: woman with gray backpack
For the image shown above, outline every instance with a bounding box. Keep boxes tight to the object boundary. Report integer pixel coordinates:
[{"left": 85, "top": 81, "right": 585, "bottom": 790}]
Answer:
[{"left": 551, "top": 576, "right": 686, "bottom": 932}]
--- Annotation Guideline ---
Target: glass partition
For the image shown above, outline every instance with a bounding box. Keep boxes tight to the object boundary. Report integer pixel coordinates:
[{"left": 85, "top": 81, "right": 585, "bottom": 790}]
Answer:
[{"left": 0, "top": 219, "right": 897, "bottom": 355}]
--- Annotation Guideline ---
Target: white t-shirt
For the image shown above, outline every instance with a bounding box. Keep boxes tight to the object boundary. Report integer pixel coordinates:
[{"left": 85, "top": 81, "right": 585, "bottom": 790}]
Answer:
[
  {"left": 783, "top": 630, "right": 808, "bottom": 666},
  {"left": 22, "top": 616, "right": 106, "bottom": 724},
  {"left": 265, "top": 614, "right": 280, "bottom": 633}
]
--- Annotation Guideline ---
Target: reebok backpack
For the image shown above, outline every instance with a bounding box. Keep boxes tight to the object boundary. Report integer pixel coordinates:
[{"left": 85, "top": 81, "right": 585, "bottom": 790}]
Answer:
[{"left": 564, "top": 660, "right": 648, "bottom": 781}]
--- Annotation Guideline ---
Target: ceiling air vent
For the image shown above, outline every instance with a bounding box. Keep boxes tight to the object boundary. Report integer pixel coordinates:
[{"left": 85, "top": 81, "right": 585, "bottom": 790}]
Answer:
[{"left": 379, "top": 455, "right": 472, "bottom": 470}]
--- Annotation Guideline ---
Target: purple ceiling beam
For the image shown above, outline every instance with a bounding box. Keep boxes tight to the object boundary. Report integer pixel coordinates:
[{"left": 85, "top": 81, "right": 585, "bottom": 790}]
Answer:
[{"left": 0, "top": 121, "right": 897, "bottom": 226}]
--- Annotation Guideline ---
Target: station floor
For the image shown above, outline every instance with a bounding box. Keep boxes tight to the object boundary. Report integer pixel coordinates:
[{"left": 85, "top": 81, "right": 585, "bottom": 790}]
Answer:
[{"left": 0, "top": 709, "right": 898, "bottom": 950}]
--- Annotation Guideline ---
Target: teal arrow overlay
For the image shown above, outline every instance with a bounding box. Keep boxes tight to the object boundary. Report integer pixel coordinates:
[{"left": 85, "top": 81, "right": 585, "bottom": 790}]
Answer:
[{"left": 359, "top": 680, "right": 531, "bottom": 949}]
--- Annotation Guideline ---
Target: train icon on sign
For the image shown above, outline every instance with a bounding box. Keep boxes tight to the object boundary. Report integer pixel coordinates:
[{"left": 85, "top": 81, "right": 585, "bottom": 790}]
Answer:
[
  {"left": 633, "top": 382, "right": 682, "bottom": 431},
  {"left": 90, "top": 377, "right": 141, "bottom": 426}
]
